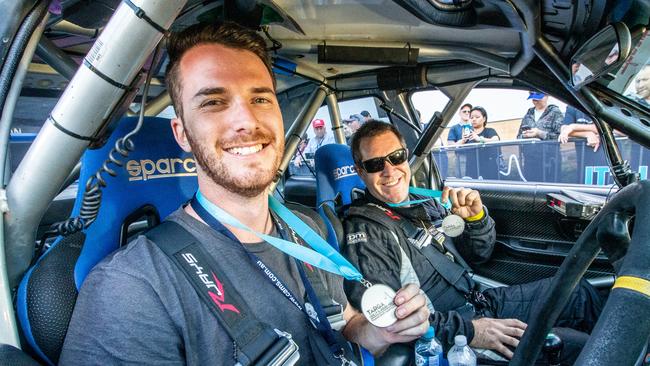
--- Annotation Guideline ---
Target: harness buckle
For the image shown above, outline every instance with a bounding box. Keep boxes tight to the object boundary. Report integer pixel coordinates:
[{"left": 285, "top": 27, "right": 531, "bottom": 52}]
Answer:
[
  {"left": 325, "top": 303, "right": 347, "bottom": 331},
  {"left": 235, "top": 329, "right": 300, "bottom": 366}
]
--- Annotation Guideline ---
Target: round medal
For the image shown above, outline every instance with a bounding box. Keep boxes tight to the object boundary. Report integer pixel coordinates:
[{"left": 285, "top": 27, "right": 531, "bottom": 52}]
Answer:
[
  {"left": 360, "top": 284, "right": 398, "bottom": 327},
  {"left": 441, "top": 214, "right": 465, "bottom": 237}
]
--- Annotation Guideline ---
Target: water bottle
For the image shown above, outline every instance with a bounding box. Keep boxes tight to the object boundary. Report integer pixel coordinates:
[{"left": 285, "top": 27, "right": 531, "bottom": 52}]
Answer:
[
  {"left": 414, "top": 326, "right": 443, "bottom": 366},
  {"left": 447, "top": 335, "right": 476, "bottom": 366}
]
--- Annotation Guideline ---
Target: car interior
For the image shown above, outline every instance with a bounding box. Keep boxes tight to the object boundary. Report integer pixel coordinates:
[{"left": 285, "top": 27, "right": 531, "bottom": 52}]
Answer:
[{"left": 1, "top": 1, "right": 650, "bottom": 365}]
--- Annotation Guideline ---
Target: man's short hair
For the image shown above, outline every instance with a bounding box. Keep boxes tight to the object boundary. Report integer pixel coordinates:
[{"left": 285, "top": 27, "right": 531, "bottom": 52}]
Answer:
[
  {"left": 165, "top": 22, "right": 274, "bottom": 119},
  {"left": 461, "top": 103, "right": 473, "bottom": 111},
  {"left": 350, "top": 120, "right": 406, "bottom": 166}
]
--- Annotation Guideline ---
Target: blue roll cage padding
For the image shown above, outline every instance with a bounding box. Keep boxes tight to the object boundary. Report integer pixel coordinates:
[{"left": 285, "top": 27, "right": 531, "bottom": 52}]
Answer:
[{"left": 314, "top": 144, "right": 366, "bottom": 250}]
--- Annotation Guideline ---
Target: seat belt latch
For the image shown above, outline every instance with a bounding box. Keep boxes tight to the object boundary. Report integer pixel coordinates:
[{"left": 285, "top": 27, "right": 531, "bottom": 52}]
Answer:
[{"left": 236, "top": 329, "right": 300, "bottom": 366}]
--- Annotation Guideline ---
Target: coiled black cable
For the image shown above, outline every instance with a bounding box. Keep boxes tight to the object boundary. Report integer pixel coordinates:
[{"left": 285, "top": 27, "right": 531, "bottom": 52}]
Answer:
[
  {"left": 38, "top": 44, "right": 162, "bottom": 250},
  {"left": 0, "top": 1, "right": 50, "bottom": 116}
]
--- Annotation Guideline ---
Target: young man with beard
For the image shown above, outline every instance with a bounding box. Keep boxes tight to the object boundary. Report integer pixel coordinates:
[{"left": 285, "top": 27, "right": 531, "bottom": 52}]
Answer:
[
  {"left": 60, "top": 23, "right": 429, "bottom": 365},
  {"left": 342, "top": 120, "right": 604, "bottom": 363}
]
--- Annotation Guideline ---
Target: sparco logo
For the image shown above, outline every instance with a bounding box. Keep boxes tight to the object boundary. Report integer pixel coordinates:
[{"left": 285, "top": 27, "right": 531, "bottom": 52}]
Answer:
[
  {"left": 332, "top": 165, "right": 357, "bottom": 180},
  {"left": 127, "top": 157, "right": 197, "bottom": 181},
  {"left": 181, "top": 253, "right": 240, "bottom": 314}
]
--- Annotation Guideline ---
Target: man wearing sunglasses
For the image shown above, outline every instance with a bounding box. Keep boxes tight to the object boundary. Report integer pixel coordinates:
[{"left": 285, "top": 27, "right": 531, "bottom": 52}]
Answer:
[{"left": 341, "top": 120, "right": 604, "bottom": 362}]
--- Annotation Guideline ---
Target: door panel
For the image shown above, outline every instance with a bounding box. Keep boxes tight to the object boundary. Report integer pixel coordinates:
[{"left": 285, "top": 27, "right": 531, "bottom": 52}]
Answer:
[{"left": 446, "top": 179, "right": 616, "bottom": 286}]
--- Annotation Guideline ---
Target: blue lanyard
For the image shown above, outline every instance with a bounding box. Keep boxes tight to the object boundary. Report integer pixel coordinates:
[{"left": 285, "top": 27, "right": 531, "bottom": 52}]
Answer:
[
  {"left": 194, "top": 191, "right": 364, "bottom": 282},
  {"left": 190, "top": 195, "right": 341, "bottom": 346},
  {"left": 386, "top": 186, "right": 452, "bottom": 209}
]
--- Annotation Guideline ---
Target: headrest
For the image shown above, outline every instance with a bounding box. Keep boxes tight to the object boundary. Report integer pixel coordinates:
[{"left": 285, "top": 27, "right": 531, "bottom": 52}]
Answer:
[
  {"left": 315, "top": 144, "right": 365, "bottom": 210},
  {"left": 71, "top": 116, "right": 197, "bottom": 287}
]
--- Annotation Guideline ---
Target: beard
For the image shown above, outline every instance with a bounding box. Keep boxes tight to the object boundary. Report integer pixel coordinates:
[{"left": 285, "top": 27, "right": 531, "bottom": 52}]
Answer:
[{"left": 186, "top": 129, "right": 283, "bottom": 198}]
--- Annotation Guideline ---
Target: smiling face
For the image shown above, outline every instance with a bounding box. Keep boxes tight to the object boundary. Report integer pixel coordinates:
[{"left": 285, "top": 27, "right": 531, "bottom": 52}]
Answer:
[
  {"left": 357, "top": 131, "right": 411, "bottom": 204},
  {"left": 171, "top": 43, "right": 283, "bottom": 197}
]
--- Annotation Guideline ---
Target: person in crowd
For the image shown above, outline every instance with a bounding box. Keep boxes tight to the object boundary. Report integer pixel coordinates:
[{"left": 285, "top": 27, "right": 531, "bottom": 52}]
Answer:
[
  {"left": 289, "top": 133, "right": 311, "bottom": 175},
  {"left": 345, "top": 116, "right": 363, "bottom": 135},
  {"left": 360, "top": 110, "right": 372, "bottom": 122},
  {"left": 447, "top": 103, "right": 472, "bottom": 145},
  {"left": 61, "top": 22, "right": 431, "bottom": 365},
  {"left": 517, "top": 91, "right": 564, "bottom": 140},
  {"left": 634, "top": 64, "right": 650, "bottom": 107},
  {"left": 293, "top": 118, "right": 335, "bottom": 168},
  {"left": 457, "top": 106, "right": 499, "bottom": 144},
  {"left": 342, "top": 120, "right": 604, "bottom": 362},
  {"left": 558, "top": 106, "right": 600, "bottom": 151}
]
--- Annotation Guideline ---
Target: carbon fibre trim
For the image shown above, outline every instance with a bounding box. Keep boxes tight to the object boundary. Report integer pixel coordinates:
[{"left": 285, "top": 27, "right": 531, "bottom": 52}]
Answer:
[{"left": 474, "top": 257, "right": 614, "bottom": 286}]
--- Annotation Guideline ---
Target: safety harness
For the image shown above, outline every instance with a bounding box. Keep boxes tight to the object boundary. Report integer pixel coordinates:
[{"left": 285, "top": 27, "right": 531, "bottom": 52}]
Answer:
[
  {"left": 146, "top": 218, "right": 358, "bottom": 365},
  {"left": 346, "top": 202, "right": 489, "bottom": 314}
]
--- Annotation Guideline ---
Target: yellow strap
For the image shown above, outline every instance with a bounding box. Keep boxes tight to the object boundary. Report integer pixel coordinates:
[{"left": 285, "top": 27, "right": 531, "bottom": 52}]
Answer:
[
  {"left": 465, "top": 209, "right": 485, "bottom": 222},
  {"left": 612, "top": 276, "right": 650, "bottom": 297}
]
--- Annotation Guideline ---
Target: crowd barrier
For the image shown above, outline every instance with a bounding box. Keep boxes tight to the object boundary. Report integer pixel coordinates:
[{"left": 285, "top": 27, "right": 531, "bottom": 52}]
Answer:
[{"left": 432, "top": 137, "right": 649, "bottom": 186}]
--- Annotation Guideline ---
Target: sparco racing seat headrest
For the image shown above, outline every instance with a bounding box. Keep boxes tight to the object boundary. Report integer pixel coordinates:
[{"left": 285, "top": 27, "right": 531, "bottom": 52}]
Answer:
[
  {"left": 17, "top": 116, "right": 198, "bottom": 365},
  {"left": 314, "top": 144, "right": 365, "bottom": 250}
]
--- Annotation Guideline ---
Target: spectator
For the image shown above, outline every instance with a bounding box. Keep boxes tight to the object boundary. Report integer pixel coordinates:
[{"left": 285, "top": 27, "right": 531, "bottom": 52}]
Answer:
[
  {"left": 517, "top": 91, "right": 563, "bottom": 140},
  {"left": 634, "top": 64, "right": 650, "bottom": 107},
  {"left": 289, "top": 134, "right": 311, "bottom": 175},
  {"left": 293, "top": 118, "right": 334, "bottom": 168},
  {"left": 349, "top": 114, "right": 365, "bottom": 126},
  {"left": 360, "top": 110, "right": 372, "bottom": 122},
  {"left": 558, "top": 106, "right": 600, "bottom": 151},
  {"left": 447, "top": 103, "right": 472, "bottom": 145},
  {"left": 458, "top": 106, "right": 500, "bottom": 144},
  {"left": 344, "top": 117, "right": 362, "bottom": 135}
]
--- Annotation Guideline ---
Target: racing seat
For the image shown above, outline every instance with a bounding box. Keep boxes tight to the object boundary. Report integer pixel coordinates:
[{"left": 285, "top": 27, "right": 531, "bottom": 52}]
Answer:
[
  {"left": 16, "top": 116, "right": 197, "bottom": 365},
  {"left": 314, "top": 144, "right": 365, "bottom": 250}
]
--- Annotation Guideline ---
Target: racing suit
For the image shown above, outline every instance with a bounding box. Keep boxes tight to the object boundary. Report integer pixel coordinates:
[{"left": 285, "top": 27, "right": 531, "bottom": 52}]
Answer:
[{"left": 342, "top": 191, "right": 604, "bottom": 353}]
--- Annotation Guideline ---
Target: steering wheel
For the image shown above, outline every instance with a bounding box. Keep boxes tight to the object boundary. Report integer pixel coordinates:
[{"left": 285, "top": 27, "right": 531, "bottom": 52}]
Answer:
[{"left": 511, "top": 180, "right": 650, "bottom": 366}]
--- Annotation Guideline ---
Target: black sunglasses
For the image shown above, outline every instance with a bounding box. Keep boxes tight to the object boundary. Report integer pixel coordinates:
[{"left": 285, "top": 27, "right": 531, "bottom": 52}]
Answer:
[{"left": 361, "top": 148, "right": 408, "bottom": 173}]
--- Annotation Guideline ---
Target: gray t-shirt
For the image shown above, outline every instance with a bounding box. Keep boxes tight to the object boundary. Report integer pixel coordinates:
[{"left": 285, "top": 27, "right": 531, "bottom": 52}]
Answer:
[{"left": 60, "top": 208, "right": 347, "bottom": 365}]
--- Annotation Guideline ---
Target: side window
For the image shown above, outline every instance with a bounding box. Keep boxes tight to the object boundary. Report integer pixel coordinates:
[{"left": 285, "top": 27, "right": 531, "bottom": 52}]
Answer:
[
  {"left": 9, "top": 96, "right": 57, "bottom": 175},
  {"left": 415, "top": 87, "right": 648, "bottom": 186},
  {"left": 289, "top": 96, "right": 386, "bottom": 177},
  {"left": 410, "top": 89, "right": 450, "bottom": 129}
]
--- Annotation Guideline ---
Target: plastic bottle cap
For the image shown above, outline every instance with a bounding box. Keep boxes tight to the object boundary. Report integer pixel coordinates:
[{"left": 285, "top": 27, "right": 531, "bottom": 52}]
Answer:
[
  {"left": 454, "top": 335, "right": 467, "bottom": 346},
  {"left": 422, "top": 326, "right": 434, "bottom": 340}
]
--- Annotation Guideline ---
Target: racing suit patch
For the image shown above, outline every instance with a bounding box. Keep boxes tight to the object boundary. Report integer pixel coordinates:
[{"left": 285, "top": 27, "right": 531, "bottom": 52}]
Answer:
[{"left": 347, "top": 232, "right": 367, "bottom": 245}]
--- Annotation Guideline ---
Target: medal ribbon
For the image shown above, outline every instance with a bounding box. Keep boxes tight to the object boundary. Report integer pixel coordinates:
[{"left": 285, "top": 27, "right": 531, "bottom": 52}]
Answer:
[
  {"left": 386, "top": 187, "right": 452, "bottom": 209},
  {"left": 195, "top": 191, "right": 363, "bottom": 282}
]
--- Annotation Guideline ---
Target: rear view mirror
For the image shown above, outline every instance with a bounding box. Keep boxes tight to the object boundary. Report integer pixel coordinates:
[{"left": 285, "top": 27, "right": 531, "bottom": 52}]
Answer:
[{"left": 570, "top": 23, "right": 631, "bottom": 89}]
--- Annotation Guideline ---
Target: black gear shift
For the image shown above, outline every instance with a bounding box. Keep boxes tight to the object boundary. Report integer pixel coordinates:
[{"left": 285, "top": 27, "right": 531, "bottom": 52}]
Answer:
[{"left": 543, "top": 333, "right": 563, "bottom": 366}]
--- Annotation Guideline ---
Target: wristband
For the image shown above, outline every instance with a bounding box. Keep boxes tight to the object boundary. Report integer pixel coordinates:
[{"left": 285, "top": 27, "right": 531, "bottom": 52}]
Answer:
[{"left": 465, "top": 209, "right": 485, "bottom": 222}]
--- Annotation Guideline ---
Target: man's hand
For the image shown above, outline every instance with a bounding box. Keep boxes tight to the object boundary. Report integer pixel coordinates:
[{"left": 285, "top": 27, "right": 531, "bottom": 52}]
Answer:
[
  {"left": 586, "top": 131, "right": 600, "bottom": 152},
  {"left": 470, "top": 317, "right": 527, "bottom": 359},
  {"left": 292, "top": 157, "right": 302, "bottom": 167},
  {"left": 522, "top": 128, "right": 541, "bottom": 139},
  {"left": 558, "top": 125, "right": 572, "bottom": 144},
  {"left": 441, "top": 186, "right": 483, "bottom": 219},
  {"left": 343, "top": 283, "right": 430, "bottom": 355}
]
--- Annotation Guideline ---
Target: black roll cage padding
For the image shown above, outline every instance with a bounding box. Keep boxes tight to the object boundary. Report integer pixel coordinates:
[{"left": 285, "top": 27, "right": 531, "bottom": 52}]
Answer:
[{"left": 511, "top": 180, "right": 650, "bottom": 366}]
